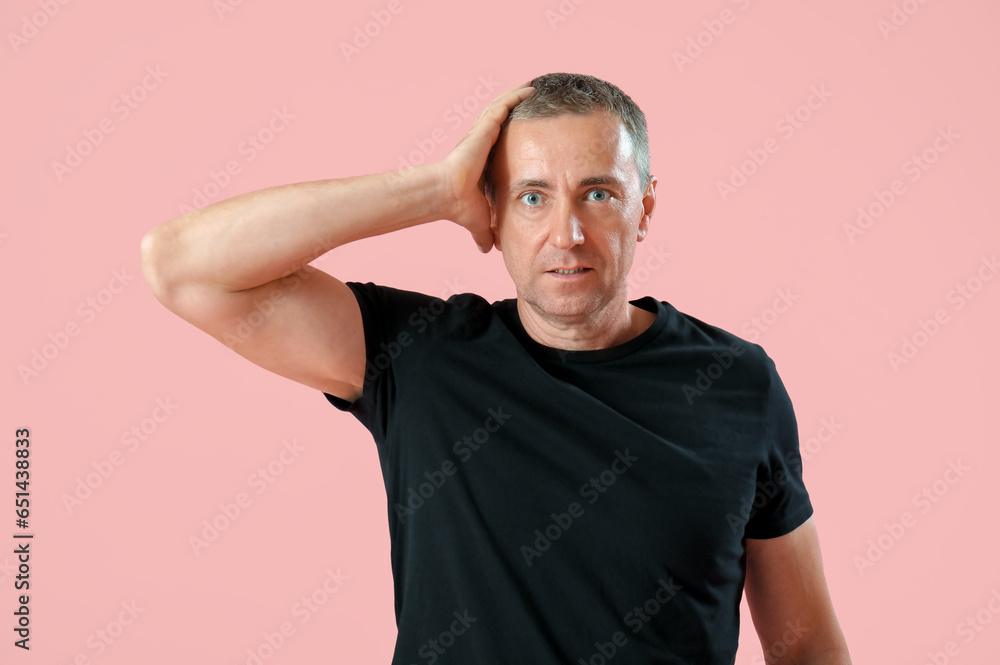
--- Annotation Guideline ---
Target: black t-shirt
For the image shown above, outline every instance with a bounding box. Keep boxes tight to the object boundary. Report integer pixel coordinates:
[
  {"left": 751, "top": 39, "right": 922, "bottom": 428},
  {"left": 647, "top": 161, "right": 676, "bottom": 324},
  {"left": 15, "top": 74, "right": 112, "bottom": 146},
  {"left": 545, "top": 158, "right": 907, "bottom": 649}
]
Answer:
[{"left": 324, "top": 281, "right": 812, "bottom": 664}]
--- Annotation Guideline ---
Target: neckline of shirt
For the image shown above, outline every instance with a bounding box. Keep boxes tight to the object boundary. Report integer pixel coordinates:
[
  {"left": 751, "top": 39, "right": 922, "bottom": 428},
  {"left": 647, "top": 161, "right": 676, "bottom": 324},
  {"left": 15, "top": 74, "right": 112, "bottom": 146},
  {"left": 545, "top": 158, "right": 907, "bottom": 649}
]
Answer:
[{"left": 495, "top": 296, "right": 669, "bottom": 364}]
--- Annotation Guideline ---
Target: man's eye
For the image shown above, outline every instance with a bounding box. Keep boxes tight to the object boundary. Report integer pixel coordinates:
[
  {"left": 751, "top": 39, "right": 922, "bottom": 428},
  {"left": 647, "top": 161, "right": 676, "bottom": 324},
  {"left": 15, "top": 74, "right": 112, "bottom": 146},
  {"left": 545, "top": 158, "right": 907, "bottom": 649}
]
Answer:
[
  {"left": 587, "top": 189, "right": 609, "bottom": 202},
  {"left": 520, "top": 192, "right": 542, "bottom": 206}
]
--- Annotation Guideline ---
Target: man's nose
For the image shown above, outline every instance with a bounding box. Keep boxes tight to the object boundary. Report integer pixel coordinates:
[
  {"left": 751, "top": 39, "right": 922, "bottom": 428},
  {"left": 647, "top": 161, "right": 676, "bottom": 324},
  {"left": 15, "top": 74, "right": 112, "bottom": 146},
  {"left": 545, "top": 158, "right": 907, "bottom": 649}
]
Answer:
[{"left": 548, "top": 200, "right": 585, "bottom": 249}]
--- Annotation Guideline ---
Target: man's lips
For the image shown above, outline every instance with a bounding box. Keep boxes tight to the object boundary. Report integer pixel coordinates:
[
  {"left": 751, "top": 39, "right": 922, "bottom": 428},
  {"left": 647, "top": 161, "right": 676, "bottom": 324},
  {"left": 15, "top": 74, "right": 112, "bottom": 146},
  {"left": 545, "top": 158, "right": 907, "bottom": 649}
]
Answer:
[{"left": 545, "top": 267, "right": 593, "bottom": 279}]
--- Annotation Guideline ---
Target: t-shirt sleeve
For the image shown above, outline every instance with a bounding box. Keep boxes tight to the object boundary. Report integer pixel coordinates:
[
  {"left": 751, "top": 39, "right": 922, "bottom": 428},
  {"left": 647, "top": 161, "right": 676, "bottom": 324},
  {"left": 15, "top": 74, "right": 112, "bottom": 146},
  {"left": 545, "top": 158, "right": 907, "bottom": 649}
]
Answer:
[
  {"left": 321, "top": 281, "right": 441, "bottom": 441},
  {"left": 743, "top": 351, "right": 814, "bottom": 539}
]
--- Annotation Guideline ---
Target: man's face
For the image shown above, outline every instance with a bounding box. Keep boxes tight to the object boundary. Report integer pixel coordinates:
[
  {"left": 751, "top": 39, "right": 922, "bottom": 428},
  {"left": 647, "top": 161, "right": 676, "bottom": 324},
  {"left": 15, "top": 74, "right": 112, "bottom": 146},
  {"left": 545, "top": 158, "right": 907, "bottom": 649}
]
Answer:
[{"left": 489, "top": 110, "right": 656, "bottom": 321}]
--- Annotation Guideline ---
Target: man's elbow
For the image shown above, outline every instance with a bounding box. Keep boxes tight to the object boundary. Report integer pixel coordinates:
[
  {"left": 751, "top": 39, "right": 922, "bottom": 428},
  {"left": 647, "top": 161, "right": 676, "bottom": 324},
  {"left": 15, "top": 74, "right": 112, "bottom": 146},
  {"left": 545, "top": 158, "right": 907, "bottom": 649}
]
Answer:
[
  {"left": 140, "top": 226, "right": 180, "bottom": 305},
  {"left": 760, "top": 611, "right": 851, "bottom": 665},
  {"left": 787, "top": 635, "right": 852, "bottom": 665}
]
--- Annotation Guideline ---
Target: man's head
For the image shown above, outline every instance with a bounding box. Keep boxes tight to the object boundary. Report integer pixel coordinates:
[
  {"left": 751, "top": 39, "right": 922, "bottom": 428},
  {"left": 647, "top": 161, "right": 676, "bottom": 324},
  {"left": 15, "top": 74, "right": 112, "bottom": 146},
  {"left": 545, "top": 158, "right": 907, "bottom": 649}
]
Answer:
[
  {"left": 483, "top": 73, "right": 657, "bottom": 325},
  {"left": 483, "top": 73, "right": 651, "bottom": 205}
]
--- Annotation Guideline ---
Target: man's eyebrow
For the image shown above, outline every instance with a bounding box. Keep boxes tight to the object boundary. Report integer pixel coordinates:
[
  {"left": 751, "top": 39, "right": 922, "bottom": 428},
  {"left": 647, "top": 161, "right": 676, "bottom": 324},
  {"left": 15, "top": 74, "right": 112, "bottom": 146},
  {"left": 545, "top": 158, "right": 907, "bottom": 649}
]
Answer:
[{"left": 508, "top": 175, "right": 624, "bottom": 194}]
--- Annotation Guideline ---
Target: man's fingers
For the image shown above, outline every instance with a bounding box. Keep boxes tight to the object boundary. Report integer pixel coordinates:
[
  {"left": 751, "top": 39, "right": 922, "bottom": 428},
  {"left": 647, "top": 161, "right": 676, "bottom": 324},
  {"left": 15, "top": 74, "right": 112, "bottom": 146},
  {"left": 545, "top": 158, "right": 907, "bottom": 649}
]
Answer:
[
  {"left": 439, "top": 80, "right": 533, "bottom": 253},
  {"left": 474, "top": 82, "right": 535, "bottom": 127},
  {"left": 485, "top": 81, "right": 534, "bottom": 112}
]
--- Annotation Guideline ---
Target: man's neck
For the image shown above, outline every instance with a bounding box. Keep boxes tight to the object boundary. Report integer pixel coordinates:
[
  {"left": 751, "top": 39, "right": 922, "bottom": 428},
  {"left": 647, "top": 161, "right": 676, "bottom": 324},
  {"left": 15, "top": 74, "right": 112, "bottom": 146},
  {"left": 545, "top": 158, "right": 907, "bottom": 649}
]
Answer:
[{"left": 515, "top": 297, "right": 656, "bottom": 352}]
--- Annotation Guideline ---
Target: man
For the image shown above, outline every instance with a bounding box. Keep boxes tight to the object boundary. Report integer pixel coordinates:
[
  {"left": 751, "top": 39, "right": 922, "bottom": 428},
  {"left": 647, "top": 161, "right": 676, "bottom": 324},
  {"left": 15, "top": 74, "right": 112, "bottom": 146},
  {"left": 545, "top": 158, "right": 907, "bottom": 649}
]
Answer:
[{"left": 141, "top": 73, "right": 851, "bottom": 663}]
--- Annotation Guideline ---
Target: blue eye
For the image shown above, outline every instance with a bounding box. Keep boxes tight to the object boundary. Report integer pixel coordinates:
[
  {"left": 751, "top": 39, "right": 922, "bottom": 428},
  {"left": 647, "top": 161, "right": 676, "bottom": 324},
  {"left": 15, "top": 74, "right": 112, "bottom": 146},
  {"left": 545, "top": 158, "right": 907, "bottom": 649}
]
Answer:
[
  {"left": 521, "top": 192, "right": 541, "bottom": 206},
  {"left": 588, "top": 189, "right": 608, "bottom": 201}
]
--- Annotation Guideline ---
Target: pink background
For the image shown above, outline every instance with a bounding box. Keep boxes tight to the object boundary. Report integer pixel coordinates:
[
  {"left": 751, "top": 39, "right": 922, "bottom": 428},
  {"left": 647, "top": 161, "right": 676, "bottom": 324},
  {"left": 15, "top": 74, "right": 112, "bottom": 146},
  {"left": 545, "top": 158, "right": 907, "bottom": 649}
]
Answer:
[{"left": 2, "top": 0, "right": 998, "bottom": 662}]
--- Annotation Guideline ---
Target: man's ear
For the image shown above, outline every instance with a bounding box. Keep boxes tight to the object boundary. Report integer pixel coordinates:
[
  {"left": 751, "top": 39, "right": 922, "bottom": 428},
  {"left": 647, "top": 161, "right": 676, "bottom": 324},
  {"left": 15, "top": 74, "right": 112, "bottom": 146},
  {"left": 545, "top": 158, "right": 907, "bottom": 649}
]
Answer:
[
  {"left": 489, "top": 197, "right": 502, "bottom": 252},
  {"left": 637, "top": 175, "right": 657, "bottom": 242}
]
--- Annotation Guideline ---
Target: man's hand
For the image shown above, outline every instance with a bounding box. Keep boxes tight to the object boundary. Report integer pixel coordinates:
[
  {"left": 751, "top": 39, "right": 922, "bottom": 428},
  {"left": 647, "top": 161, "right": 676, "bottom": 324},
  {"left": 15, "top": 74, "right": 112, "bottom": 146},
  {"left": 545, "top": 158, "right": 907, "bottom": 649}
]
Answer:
[{"left": 436, "top": 80, "right": 535, "bottom": 253}]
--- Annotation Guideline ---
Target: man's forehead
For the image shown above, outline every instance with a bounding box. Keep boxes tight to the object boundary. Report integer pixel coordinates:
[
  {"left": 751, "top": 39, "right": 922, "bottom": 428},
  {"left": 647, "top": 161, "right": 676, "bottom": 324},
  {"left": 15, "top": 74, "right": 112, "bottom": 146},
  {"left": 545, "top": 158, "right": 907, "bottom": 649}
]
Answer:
[
  {"left": 505, "top": 111, "right": 628, "bottom": 150},
  {"left": 499, "top": 111, "right": 634, "bottom": 177}
]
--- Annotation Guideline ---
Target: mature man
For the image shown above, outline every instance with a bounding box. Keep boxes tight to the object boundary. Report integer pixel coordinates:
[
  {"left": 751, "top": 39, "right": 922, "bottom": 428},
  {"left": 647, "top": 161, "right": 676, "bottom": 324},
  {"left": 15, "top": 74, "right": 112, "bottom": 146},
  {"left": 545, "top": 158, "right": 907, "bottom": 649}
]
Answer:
[{"left": 141, "top": 73, "right": 851, "bottom": 663}]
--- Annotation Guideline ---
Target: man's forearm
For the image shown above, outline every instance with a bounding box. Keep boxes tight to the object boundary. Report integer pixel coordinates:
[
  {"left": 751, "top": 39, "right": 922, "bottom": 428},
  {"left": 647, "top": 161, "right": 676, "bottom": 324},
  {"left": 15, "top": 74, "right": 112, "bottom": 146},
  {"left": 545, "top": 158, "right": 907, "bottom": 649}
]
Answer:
[{"left": 140, "top": 164, "right": 448, "bottom": 296}]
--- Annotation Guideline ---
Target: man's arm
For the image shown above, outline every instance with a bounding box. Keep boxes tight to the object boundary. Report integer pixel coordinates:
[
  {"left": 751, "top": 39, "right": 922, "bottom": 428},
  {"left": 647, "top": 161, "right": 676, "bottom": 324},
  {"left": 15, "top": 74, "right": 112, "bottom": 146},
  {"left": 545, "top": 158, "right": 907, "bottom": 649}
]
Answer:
[
  {"left": 744, "top": 516, "right": 852, "bottom": 664},
  {"left": 139, "top": 82, "right": 534, "bottom": 402}
]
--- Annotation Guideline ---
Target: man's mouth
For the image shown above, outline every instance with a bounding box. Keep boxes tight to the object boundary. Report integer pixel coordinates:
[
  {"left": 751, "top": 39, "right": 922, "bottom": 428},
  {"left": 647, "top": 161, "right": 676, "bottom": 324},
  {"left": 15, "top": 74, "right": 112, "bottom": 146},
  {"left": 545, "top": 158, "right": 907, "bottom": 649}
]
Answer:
[{"left": 547, "top": 267, "right": 590, "bottom": 274}]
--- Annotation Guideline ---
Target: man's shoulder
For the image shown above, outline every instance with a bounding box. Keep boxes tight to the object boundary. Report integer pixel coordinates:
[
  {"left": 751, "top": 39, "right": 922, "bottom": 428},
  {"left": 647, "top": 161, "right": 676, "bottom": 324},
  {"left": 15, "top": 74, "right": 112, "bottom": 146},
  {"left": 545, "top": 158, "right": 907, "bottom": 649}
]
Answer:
[
  {"left": 655, "top": 297, "right": 760, "bottom": 351},
  {"left": 654, "top": 296, "right": 774, "bottom": 381}
]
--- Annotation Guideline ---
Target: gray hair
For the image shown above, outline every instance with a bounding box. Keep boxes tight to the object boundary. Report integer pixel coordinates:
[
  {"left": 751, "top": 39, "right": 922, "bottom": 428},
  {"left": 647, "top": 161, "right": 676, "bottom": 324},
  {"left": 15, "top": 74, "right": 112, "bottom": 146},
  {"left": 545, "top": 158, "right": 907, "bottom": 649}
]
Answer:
[{"left": 482, "top": 72, "right": 651, "bottom": 204}]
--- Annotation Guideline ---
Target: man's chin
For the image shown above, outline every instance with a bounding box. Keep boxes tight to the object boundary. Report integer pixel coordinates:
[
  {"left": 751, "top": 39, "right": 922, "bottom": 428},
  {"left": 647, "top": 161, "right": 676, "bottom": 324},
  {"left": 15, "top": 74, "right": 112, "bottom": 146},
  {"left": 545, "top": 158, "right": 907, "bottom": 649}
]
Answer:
[{"left": 521, "top": 287, "right": 601, "bottom": 320}]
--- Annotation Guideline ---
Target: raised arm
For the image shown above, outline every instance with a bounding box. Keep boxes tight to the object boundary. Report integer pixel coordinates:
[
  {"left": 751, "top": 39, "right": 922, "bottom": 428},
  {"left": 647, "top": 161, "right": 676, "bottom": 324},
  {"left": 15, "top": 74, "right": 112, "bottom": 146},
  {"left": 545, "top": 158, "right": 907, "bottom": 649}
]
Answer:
[{"left": 139, "top": 82, "right": 534, "bottom": 402}]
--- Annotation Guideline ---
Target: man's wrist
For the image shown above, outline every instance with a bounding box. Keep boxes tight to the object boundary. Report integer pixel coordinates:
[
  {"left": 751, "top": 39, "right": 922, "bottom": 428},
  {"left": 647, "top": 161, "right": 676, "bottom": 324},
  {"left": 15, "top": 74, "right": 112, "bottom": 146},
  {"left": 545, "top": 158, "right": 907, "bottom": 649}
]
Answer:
[{"left": 388, "top": 161, "right": 452, "bottom": 226}]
